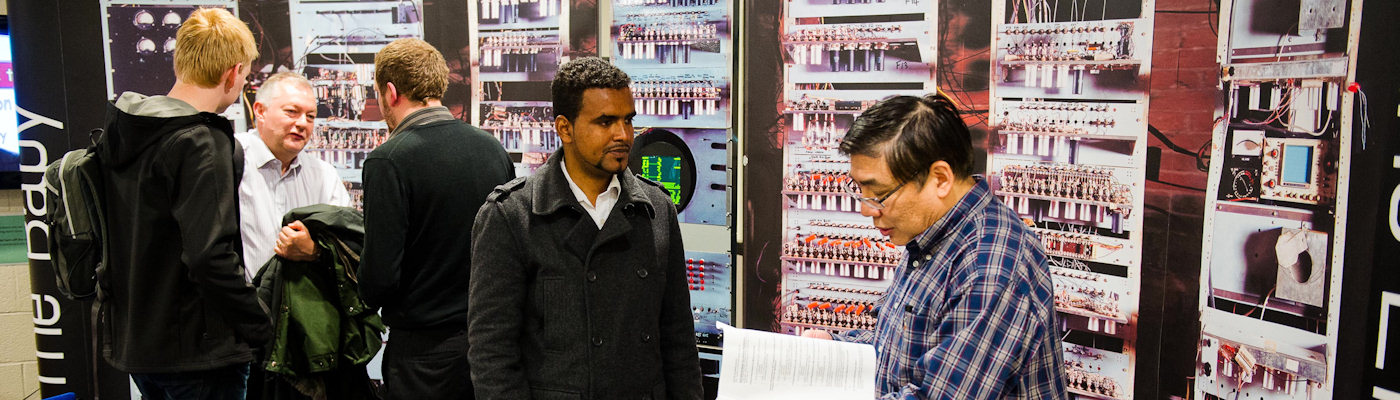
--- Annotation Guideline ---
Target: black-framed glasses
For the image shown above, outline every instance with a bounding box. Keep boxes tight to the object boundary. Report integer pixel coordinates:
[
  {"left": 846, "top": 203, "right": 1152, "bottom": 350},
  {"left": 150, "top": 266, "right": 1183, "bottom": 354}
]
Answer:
[{"left": 843, "top": 178, "right": 908, "bottom": 210}]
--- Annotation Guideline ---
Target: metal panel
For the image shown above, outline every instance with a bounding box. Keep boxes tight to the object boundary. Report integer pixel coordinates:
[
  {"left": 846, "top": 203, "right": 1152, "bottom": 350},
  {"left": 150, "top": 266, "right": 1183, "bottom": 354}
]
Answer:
[
  {"left": 1227, "top": 58, "right": 1348, "bottom": 81},
  {"left": 1299, "top": 0, "right": 1347, "bottom": 30}
]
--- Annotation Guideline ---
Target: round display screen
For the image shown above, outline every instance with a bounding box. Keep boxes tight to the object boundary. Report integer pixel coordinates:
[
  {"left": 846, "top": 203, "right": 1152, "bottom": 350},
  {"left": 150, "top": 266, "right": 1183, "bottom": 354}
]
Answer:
[{"left": 629, "top": 129, "right": 697, "bottom": 211}]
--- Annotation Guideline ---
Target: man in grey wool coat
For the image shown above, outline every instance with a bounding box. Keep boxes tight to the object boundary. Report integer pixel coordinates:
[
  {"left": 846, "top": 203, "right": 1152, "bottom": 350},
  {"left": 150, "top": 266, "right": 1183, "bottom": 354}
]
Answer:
[{"left": 468, "top": 57, "right": 703, "bottom": 399}]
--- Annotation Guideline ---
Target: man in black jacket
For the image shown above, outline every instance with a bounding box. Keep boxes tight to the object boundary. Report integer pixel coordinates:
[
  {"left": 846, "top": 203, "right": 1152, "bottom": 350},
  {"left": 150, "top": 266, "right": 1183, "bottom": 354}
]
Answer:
[
  {"left": 468, "top": 57, "right": 703, "bottom": 399},
  {"left": 95, "top": 7, "right": 271, "bottom": 399},
  {"left": 357, "top": 38, "right": 515, "bottom": 400}
]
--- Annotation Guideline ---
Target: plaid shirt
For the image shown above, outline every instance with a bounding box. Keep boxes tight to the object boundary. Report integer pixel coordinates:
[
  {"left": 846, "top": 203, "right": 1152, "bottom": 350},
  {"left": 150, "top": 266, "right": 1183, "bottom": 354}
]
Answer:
[{"left": 837, "top": 177, "right": 1067, "bottom": 399}]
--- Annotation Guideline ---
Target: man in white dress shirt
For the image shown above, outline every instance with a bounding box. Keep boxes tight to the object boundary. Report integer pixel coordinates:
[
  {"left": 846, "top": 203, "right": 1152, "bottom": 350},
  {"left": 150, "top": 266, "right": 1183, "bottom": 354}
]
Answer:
[{"left": 237, "top": 71, "right": 351, "bottom": 279}]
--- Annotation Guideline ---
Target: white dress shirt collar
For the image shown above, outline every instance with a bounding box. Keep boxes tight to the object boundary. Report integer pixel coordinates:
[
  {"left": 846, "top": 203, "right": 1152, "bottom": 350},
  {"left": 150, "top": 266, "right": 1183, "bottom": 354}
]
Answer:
[
  {"left": 243, "top": 129, "right": 301, "bottom": 176},
  {"left": 560, "top": 158, "right": 622, "bottom": 229}
]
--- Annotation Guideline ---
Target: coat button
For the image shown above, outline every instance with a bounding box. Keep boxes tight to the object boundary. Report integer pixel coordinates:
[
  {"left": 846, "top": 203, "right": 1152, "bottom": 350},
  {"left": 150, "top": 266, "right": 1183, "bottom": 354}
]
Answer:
[
  {"left": 588, "top": 272, "right": 598, "bottom": 282},
  {"left": 636, "top": 268, "right": 649, "bottom": 278},
  {"left": 592, "top": 337, "right": 604, "bottom": 347},
  {"left": 641, "top": 333, "right": 652, "bottom": 343}
]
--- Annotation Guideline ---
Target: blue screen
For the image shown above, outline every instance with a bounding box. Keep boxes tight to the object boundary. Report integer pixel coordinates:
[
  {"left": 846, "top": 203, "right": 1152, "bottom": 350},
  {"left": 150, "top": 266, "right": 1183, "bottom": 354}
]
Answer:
[{"left": 1281, "top": 144, "right": 1313, "bottom": 185}]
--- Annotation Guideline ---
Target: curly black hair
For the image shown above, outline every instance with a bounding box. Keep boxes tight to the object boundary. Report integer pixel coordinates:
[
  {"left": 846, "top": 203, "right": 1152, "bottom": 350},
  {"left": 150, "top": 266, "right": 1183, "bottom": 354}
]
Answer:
[
  {"left": 839, "top": 93, "right": 974, "bottom": 183},
  {"left": 551, "top": 57, "right": 632, "bottom": 122}
]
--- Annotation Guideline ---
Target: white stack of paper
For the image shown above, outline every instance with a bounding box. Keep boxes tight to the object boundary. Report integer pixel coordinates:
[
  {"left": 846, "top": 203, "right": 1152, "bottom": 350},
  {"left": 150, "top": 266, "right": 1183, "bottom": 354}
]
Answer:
[{"left": 716, "top": 323, "right": 876, "bottom": 400}]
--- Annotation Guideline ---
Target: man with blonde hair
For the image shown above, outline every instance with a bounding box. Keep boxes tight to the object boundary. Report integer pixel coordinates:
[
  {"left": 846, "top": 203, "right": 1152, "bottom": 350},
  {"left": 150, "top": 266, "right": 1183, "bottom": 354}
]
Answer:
[
  {"left": 357, "top": 38, "right": 514, "bottom": 400},
  {"left": 237, "top": 71, "right": 350, "bottom": 278},
  {"left": 95, "top": 7, "right": 271, "bottom": 399}
]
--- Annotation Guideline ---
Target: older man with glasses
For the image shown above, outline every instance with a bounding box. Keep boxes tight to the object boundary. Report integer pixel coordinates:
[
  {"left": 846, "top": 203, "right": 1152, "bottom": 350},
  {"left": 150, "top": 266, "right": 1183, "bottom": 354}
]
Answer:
[{"left": 804, "top": 93, "right": 1067, "bottom": 400}]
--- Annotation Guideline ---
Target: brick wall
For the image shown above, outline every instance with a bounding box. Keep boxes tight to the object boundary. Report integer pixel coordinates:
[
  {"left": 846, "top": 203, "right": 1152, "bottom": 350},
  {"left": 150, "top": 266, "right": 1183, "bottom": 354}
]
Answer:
[
  {"left": 1151, "top": 0, "right": 1221, "bottom": 192},
  {"left": 0, "top": 189, "right": 40, "bottom": 399},
  {"left": 1141, "top": 0, "right": 1221, "bottom": 398}
]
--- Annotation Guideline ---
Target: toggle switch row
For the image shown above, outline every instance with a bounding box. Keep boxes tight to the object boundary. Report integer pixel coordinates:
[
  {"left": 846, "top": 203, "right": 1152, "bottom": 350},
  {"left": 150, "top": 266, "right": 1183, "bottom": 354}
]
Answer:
[
  {"left": 630, "top": 80, "right": 721, "bottom": 119},
  {"left": 800, "top": 298, "right": 876, "bottom": 314},
  {"left": 481, "top": 32, "right": 553, "bottom": 49},
  {"left": 997, "top": 164, "right": 1133, "bottom": 205},
  {"left": 806, "top": 221, "right": 873, "bottom": 230},
  {"left": 1064, "top": 361, "right": 1123, "bottom": 398},
  {"left": 803, "top": 281, "right": 884, "bottom": 297},
  {"left": 617, "top": 0, "right": 719, "bottom": 6},
  {"left": 616, "top": 20, "right": 716, "bottom": 42},
  {"left": 785, "top": 24, "right": 905, "bottom": 43},
  {"left": 1002, "top": 25, "right": 1119, "bottom": 35},
  {"left": 312, "top": 127, "right": 389, "bottom": 151},
  {"left": 1001, "top": 116, "right": 1118, "bottom": 133},
  {"left": 798, "top": 223, "right": 890, "bottom": 251},
  {"left": 1008, "top": 101, "right": 1117, "bottom": 112},
  {"left": 616, "top": 22, "right": 719, "bottom": 64},
  {"left": 1000, "top": 21, "right": 1133, "bottom": 62},
  {"left": 480, "top": 33, "right": 556, "bottom": 72},
  {"left": 783, "top": 169, "right": 852, "bottom": 193},
  {"left": 786, "top": 233, "right": 901, "bottom": 264},
  {"left": 783, "top": 301, "right": 878, "bottom": 330}
]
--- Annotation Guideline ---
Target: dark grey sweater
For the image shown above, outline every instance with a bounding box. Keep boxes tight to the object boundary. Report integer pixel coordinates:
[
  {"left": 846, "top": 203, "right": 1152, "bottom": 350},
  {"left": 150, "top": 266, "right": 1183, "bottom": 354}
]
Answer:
[{"left": 358, "top": 113, "right": 515, "bottom": 329}]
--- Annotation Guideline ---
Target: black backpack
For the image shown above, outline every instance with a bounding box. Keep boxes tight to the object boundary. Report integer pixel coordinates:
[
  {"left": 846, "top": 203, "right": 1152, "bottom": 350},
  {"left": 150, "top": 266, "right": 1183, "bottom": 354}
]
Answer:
[{"left": 43, "top": 129, "right": 108, "bottom": 300}]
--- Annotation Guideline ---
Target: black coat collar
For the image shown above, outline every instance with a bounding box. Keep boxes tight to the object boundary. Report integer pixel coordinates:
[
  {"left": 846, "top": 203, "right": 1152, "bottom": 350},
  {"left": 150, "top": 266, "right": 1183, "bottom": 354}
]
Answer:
[{"left": 529, "top": 150, "right": 656, "bottom": 219}]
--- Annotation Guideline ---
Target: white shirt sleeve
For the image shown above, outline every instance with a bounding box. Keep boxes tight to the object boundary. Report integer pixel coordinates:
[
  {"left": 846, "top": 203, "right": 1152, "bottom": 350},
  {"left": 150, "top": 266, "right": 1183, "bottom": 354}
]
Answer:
[{"left": 320, "top": 161, "right": 353, "bottom": 207}]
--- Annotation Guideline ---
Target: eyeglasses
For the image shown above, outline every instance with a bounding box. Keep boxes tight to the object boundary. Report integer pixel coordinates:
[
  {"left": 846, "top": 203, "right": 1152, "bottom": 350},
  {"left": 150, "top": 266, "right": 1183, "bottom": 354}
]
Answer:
[{"left": 843, "top": 178, "right": 907, "bottom": 210}]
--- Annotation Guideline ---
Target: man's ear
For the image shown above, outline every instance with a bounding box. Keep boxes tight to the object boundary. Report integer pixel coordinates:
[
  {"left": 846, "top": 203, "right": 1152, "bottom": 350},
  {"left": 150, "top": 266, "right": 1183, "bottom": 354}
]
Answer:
[
  {"left": 925, "top": 161, "right": 956, "bottom": 198},
  {"left": 223, "top": 63, "right": 244, "bottom": 92},
  {"left": 252, "top": 101, "right": 267, "bottom": 122},
  {"left": 382, "top": 82, "right": 400, "bottom": 107},
  {"left": 555, "top": 115, "right": 574, "bottom": 144}
]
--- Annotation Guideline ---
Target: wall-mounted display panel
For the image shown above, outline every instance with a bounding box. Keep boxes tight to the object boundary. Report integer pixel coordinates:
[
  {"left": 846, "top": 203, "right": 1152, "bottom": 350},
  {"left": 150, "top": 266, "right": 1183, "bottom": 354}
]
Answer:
[
  {"left": 988, "top": 0, "right": 1156, "bottom": 398},
  {"left": 1194, "top": 1, "right": 1360, "bottom": 398}
]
